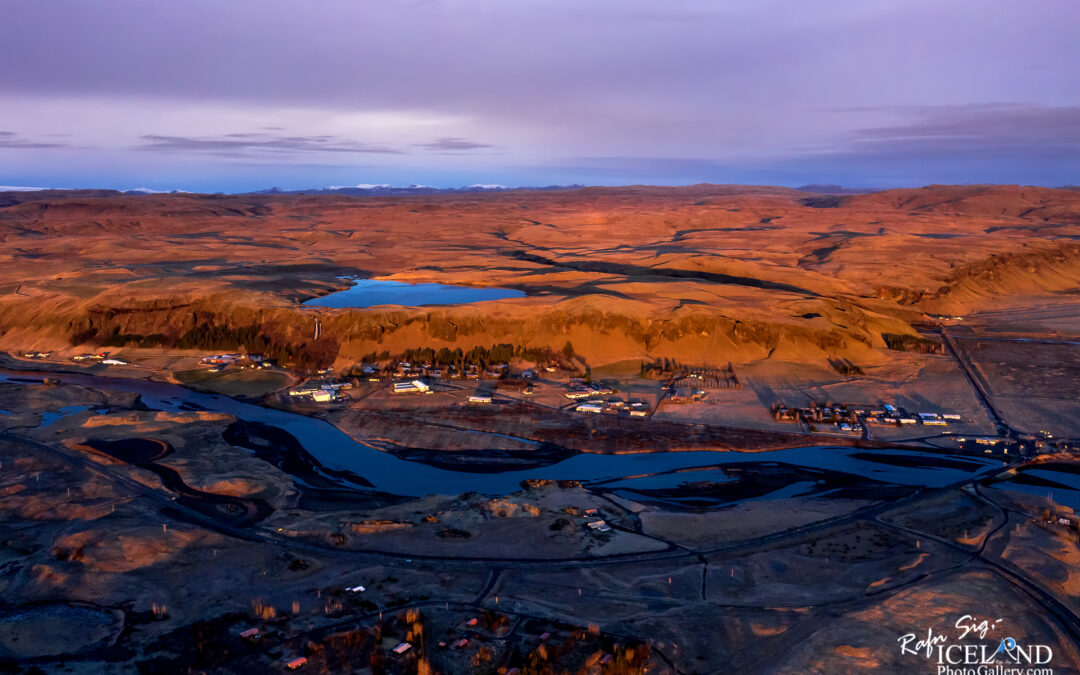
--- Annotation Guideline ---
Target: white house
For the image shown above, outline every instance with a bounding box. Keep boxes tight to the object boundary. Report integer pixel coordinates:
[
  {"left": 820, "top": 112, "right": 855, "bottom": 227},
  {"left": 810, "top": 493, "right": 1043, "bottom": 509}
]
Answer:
[{"left": 412, "top": 379, "right": 431, "bottom": 393}]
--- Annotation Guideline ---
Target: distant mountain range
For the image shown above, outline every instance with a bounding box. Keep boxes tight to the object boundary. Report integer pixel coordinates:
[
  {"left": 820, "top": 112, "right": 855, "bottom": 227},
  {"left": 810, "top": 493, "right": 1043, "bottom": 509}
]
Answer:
[
  {"left": 793, "top": 184, "right": 881, "bottom": 195},
  {"left": 243, "top": 183, "right": 587, "bottom": 196},
  {"left": 6, "top": 183, "right": 1076, "bottom": 199}
]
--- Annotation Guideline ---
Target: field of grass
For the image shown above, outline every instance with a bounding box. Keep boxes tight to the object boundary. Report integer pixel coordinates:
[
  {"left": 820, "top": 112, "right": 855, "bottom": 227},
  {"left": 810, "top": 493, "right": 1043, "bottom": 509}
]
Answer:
[
  {"left": 590, "top": 359, "right": 644, "bottom": 378},
  {"left": 173, "top": 368, "right": 293, "bottom": 397}
]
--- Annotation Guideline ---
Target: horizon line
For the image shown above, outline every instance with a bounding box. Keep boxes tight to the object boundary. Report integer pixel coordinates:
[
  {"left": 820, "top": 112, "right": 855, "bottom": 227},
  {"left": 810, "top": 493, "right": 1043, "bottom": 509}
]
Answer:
[{"left": 3, "top": 181, "right": 1079, "bottom": 197}]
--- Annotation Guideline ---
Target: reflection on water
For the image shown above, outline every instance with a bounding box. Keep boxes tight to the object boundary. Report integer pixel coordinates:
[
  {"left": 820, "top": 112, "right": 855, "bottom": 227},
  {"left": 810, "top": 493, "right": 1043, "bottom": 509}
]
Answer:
[
  {"left": 1024, "top": 468, "right": 1080, "bottom": 491},
  {"left": 597, "top": 466, "right": 736, "bottom": 491},
  {"left": 303, "top": 277, "right": 525, "bottom": 308},
  {"left": 1, "top": 370, "right": 1005, "bottom": 498},
  {"left": 39, "top": 405, "right": 91, "bottom": 428},
  {"left": 994, "top": 466, "right": 1080, "bottom": 510}
]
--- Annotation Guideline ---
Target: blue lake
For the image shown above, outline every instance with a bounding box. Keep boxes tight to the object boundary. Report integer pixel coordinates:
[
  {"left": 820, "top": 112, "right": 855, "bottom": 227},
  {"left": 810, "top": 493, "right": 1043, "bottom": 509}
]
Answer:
[{"left": 304, "top": 278, "right": 525, "bottom": 308}]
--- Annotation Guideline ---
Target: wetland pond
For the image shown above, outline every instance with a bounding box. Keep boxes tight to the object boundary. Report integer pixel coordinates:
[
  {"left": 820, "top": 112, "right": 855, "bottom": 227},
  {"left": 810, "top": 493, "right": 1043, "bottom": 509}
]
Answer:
[
  {"left": 1, "top": 370, "right": 1007, "bottom": 502},
  {"left": 303, "top": 277, "right": 524, "bottom": 308}
]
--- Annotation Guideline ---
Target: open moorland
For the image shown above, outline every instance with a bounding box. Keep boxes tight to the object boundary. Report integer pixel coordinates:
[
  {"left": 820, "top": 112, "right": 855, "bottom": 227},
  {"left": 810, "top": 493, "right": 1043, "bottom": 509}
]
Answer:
[{"left": 3, "top": 184, "right": 1080, "bottom": 371}]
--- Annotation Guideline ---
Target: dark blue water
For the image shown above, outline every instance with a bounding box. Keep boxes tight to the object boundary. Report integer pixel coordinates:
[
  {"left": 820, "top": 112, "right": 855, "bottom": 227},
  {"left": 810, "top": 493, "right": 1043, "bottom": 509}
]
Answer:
[
  {"left": 304, "top": 278, "right": 525, "bottom": 308},
  {"left": 0, "top": 370, "right": 1005, "bottom": 498},
  {"left": 994, "top": 468, "right": 1080, "bottom": 510}
]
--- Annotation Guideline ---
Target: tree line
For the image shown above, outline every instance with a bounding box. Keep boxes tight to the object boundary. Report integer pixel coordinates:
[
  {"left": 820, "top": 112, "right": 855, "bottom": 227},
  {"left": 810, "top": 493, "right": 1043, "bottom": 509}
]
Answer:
[
  {"left": 69, "top": 321, "right": 339, "bottom": 369},
  {"left": 358, "top": 341, "right": 578, "bottom": 370},
  {"left": 882, "top": 332, "right": 944, "bottom": 354}
]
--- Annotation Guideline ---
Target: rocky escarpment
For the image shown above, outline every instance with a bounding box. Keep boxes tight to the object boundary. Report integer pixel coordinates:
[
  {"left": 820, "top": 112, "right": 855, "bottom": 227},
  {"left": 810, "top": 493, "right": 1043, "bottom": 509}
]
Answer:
[
  {"left": 0, "top": 285, "right": 915, "bottom": 370},
  {"left": 877, "top": 243, "right": 1080, "bottom": 313}
]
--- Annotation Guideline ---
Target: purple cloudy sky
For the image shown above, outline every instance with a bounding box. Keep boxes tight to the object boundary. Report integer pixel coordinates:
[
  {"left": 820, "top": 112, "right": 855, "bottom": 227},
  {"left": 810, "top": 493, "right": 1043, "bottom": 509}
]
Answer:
[{"left": 1, "top": 0, "right": 1077, "bottom": 191}]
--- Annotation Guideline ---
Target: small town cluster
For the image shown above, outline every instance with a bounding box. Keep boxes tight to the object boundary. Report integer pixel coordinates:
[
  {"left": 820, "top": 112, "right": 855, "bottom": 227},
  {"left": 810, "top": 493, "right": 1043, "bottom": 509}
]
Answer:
[
  {"left": 771, "top": 400, "right": 963, "bottom": 434},
  {"left": 17, "top": 346, "right": 1067, "bottom": 458}
]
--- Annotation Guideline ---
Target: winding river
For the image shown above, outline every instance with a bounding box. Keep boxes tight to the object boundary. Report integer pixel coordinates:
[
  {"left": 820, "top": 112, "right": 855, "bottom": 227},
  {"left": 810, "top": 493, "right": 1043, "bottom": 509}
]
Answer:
[{"left": 1, "top": 369, "right": 1007, "bottom": 498}]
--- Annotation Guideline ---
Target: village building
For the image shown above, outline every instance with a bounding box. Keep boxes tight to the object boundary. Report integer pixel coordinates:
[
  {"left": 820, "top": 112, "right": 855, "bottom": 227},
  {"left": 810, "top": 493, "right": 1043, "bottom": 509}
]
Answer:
[
  {"left": 565, "top": 384, "right": 614, "bottom": 400},
  {"left": 392, "top": 379, "right": 432, "bottom": 394}
]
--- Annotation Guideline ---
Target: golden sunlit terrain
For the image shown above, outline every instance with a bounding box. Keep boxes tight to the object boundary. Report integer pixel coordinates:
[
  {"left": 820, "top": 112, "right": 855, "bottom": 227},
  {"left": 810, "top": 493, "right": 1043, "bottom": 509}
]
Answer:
[{"left": 3, "top": 185, "right": 1080, "bottom": 673}]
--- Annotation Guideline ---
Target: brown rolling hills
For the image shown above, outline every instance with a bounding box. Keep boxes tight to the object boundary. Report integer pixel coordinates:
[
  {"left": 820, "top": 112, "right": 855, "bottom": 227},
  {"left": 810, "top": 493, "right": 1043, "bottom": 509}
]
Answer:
[{"left": 2, "top": 184, "right": 1080, "bottom": 369}]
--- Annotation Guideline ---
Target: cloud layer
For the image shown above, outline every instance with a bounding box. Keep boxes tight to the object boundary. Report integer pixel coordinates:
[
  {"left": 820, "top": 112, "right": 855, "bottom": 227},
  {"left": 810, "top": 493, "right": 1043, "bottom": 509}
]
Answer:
[
  {"left": 136, "top": 133, "right": 403, "bottom": 157},
  {"left": 0, "top": 131, "right": 69, "bottom": 150},
  {"left": 0, "top": 0, "right": 1076, "bottom": 190}
]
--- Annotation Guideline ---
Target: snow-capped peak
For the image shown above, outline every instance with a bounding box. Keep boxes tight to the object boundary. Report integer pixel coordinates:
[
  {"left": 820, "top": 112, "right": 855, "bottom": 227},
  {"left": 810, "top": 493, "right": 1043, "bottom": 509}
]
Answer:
[
  {"left": 0, "top": 185, "right": 54, "bottom": 191},
  {"left": 327, "top": 183, "right": 393, "bottom": 190}
]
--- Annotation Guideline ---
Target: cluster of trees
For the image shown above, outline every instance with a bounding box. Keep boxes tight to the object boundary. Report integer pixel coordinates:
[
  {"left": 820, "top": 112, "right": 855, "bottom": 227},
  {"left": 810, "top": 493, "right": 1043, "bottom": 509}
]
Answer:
[
  {"left": 101, "top": 331, "right": 168, "bottom": 348},
  {"left": 69, "top": 321, "right": 339, "bottom": 369},
  {"left": 175, "top": 323, "right": 266, "bottom": 351},
  {"left": 882, "top": 332, "right": 944, "bottom": 354},
  {"left": 518, "top": 632, "right": 652, "bottom": 674},
  {"left": 641, "top": 357, "right": 691, "bottom": 378},
  {"left": 360, "top": 341, "right": 577, "bottom": 370},
  {"left": 828, "top": 357, "right": 864, "bottom": 377},
  {"left": 184, "top": 322, "right": 339, "bottom": 369}
]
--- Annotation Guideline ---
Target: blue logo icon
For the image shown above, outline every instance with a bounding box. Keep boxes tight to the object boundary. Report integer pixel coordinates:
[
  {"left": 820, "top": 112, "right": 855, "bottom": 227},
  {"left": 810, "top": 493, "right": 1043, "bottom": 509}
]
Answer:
[{"left": 992, "top": 637, "right": 1017, "bottom": 660}]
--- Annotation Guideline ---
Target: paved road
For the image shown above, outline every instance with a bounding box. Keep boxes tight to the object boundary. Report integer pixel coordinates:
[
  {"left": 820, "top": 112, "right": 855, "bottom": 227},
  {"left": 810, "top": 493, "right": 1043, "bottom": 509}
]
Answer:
[{"left": 940, "top": 329, "right": 1015, "bottom": 437}]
